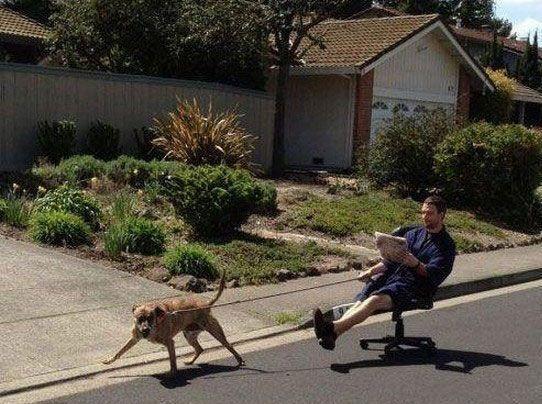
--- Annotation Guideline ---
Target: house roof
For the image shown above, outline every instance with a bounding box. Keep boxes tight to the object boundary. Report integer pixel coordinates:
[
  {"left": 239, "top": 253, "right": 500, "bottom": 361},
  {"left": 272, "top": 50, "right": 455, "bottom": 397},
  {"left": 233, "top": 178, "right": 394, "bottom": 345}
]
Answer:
[
  {"left": 452, "top": 26, "right": 542, "bottom": 60},
  {"left": 0, "top": 6, "right": 49, "bottom": 44},
  {"left": 512, "top": 82, "right": 542, "bottom": 105},
  {"left": 298, "top": 14, "right": 440, "bottom": 69}
]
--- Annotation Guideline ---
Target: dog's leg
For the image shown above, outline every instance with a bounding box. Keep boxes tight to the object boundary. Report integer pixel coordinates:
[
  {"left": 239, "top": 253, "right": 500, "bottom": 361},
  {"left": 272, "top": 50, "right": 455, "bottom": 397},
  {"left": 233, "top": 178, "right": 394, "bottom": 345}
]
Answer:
[
  {"left": 165, "top": 338, "right": 178, "bottom": 375},
  {"left": 102, "top": 335, "right": 139, "bottom": 365},
  {"left": 202, "top": 316, "right": 244, "bottom": 366},
  {"left": 183, "top": 331, "right": 204, "bottom": 365}
]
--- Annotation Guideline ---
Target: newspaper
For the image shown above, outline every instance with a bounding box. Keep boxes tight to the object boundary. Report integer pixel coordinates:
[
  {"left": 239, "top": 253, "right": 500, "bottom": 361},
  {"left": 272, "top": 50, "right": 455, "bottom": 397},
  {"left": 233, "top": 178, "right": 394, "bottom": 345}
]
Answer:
[{"left": 374, "top": 231, "right": 408, "bottom": 262}]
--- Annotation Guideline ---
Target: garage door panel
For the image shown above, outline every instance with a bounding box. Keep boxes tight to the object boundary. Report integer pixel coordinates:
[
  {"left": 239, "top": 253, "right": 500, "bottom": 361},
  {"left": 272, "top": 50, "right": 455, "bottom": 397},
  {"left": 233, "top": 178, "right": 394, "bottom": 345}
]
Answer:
[
  {"left": 285, "top": 76, "right": 353, "bottom": 168},
  {"left": 370, "top": 96, "right": 454, "bottom": 142}
]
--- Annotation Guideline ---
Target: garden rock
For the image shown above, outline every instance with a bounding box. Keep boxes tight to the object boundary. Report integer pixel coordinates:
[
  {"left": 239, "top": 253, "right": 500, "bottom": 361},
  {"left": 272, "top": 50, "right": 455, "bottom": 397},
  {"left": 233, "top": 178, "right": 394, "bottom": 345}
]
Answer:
[
  {"left": 146, "top": 267, "right": 170, "bottom": 283},
  {"left": 226, "top": 279, "right": 239, "bottom": 289},
  {"left": 276, "top": 268, "right": 294, "bottom": 281},
  {"left": 168, "top": 275, "right": 195, "bottom": 290}
]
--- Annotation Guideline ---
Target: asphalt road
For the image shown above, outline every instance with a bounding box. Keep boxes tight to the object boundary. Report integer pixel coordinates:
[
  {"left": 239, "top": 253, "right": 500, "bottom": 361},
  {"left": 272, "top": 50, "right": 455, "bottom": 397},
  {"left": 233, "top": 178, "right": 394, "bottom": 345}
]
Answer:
[{"left": 42, "top": 287, "right": 541, "bottom": 404}]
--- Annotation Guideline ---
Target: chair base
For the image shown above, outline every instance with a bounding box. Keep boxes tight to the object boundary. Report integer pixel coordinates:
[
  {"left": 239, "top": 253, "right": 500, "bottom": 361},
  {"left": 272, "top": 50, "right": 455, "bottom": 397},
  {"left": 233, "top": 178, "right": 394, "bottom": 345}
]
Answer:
[{"left": 360, "top": 335, "right": 436, "bottom": 354}]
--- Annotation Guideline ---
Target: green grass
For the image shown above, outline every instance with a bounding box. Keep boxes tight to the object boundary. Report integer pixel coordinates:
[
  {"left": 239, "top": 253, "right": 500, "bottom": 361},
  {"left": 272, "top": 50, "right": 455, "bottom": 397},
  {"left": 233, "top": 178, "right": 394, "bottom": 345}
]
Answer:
[
  {"left": 273, "top": 311, "right": 304, "bottom": 326},
  {"left": 280, "top": 192, "right": 507, "bottom": 250},
  {"left": 202, "top": 235, "right": 348, "bottom": 285}
]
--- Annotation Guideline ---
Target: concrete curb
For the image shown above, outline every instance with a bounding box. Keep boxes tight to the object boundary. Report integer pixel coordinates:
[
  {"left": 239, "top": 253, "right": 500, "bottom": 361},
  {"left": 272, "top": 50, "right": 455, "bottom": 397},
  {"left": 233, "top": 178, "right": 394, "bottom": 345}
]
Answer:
[
  {"left": 0, "top": 324, "right": 296, "bottom": 399},
  {"left": 2, "top": 267, "right": 541, "bottom": 398},
  {"left": 297, "top": 266, "right": 542, "bottom": 329}
]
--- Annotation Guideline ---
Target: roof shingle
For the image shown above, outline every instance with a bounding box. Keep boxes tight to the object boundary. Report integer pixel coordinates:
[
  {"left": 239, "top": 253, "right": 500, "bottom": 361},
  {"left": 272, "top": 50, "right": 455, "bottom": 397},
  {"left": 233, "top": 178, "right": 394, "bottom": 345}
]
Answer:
[
  {"left": 453, "top": 26, "right": 542, "bottom": 60},
  {"left": 513, "top": 82, "right": 542, "bottom": 105},
  {"left": 299, "top": 14, "right": 439, "bottom": 69},
  {"left": 0, "top": 5, "right": 49, "bottom": 42}
]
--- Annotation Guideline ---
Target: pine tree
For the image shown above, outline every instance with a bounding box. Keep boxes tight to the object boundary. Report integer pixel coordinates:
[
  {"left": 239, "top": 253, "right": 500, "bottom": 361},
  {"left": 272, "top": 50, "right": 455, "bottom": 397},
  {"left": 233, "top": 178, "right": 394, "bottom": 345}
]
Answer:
[
  {"left": 518, "top": 32, "right": 542, "bottom": 90},
  {"left": 481, "top": 30, "right": 505, "bottom": 70}
]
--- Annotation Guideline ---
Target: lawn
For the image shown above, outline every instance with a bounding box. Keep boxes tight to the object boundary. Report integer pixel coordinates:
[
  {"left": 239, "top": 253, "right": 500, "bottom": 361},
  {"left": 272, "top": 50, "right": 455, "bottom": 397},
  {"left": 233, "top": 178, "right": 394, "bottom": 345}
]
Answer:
[
  {"left": 203, "top": 235, "right": 350, "bottom": 285},
  {"left": 276, "top": 191, "right": 521, "bottom": 253}
]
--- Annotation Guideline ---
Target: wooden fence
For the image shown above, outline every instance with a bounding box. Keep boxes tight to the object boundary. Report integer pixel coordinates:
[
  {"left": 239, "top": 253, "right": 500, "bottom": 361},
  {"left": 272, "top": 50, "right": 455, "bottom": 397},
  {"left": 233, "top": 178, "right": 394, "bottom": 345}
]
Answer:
[{"left": 0, "top": 62, "right": 275, "bottom": 171}]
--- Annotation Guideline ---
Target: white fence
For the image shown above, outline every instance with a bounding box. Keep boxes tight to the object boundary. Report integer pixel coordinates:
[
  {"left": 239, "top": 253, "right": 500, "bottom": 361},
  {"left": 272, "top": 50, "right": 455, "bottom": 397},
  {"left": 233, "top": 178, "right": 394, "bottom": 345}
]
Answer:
[{"left": 0, "top": 63, "right": 275, "bottom": 171}]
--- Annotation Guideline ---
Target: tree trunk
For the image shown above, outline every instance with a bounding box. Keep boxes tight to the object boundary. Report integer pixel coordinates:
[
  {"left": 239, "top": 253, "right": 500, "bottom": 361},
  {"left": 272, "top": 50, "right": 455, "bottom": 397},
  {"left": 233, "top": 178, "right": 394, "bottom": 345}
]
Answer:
[{"left": 271, "top": 62, "right": 290, "bottom": 177}]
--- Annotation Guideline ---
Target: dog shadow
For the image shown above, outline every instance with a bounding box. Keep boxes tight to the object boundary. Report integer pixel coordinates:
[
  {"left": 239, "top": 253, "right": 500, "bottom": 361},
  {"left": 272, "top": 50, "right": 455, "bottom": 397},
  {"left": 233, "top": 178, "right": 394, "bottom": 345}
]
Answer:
[
  {"left": 330, "top": 347, "right": 528, "bottom": 374},
  {"left": 154, "top": 363, "right": 255, "bottom": 389}
]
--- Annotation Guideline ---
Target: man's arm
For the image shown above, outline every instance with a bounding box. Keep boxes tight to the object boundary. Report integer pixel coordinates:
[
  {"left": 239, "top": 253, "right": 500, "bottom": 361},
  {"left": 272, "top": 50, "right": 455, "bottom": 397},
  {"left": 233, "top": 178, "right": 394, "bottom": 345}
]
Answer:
[
  {"left": 357, "top": 261, "right": 387, "bottom": 282},
  {"left": 401, "top": 250, "right": 455, "bottom": 288}
]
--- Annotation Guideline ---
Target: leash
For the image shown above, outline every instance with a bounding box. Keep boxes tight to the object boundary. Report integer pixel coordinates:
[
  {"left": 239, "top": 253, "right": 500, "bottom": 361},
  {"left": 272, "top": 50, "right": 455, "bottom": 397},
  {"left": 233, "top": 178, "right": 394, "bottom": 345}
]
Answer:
[{"left": 162, "top": 277, "right": 358, "bottom": 316}]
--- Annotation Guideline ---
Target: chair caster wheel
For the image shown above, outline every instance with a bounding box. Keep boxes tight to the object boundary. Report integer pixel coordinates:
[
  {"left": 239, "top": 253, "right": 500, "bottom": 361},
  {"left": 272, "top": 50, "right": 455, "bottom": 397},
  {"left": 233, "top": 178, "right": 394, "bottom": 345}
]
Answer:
[{"left": 360, "top": 341, "right": 369, "bottom": 349}]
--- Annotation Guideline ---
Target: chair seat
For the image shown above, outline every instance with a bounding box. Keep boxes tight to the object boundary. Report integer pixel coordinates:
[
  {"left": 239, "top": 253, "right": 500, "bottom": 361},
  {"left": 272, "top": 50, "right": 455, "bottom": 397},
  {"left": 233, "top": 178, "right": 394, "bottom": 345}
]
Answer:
[{"left": 397, "top": 297, "right": 433, "bottom": 313}]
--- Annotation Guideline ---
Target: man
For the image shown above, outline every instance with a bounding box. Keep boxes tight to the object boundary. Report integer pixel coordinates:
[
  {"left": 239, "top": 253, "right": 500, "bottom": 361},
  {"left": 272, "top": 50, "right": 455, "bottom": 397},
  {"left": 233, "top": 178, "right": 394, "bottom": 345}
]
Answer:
[{"left": 313, "top": 195, "right": 456, "bottom": 350}]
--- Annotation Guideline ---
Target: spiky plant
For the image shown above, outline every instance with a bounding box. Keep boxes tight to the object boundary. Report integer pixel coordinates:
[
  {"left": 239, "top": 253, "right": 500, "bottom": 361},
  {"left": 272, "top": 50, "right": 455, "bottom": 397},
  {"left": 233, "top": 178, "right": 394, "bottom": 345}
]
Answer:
[{"left": 151, "top": 99, "right": 256, "bottom": 169}]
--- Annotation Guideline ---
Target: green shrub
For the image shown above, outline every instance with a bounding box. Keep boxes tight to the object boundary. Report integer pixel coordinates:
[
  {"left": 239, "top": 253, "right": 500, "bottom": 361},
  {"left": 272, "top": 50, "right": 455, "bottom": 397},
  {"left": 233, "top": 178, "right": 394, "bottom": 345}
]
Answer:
[
  {"left": 104, "top": 217, "right": 165, "bottom": 257},
  {"left": 133, "top": 127, "right": 164, "bottom": 161},
  {"left": 55, "top": 155, "right": 106, "bottom": 185},
  {"left": 367, "top": 109, "right": 454, "bottom": 197},
  {"left": 37, "top": 120, "right": 76, "bottom": 164},
  {"left": 160, "top": 165, "right": 277, "bottom": 236},
  {"left": 105, "top": 156, "right": 151, "bottom": 187},
  {"left": 435, "top": 123, "right": 542, "bottom": 226},
  {"left": 29, "top": 211, "right": 91, "bottom": 247},
  {"left": 0, "top": 198, "right": 7, "bottom": 220},
  {"left": 85, "top": 121, "right": 121, "bottom": 161},
  {"left": 0, "top": 197, "right": 31, "bottom": 228},
  {"left": 471, "top": 69, "right": 515, "bottom": 124},
  {"left": 109, "top": 191, "right": 138, "bottom": 223},
  {"left": 34, "top": 185, "right": 102, "bottom": 229},
  {"left": 164, "top": 244, "right": 218, "bottom": 279}
]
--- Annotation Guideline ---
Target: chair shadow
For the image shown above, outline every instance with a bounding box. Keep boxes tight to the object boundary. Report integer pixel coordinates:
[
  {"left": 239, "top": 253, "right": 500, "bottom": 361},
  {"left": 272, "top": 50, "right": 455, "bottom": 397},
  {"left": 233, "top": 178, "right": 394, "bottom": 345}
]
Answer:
[{"left": 330, "top": 347, "right": 528, "bottom": 374}]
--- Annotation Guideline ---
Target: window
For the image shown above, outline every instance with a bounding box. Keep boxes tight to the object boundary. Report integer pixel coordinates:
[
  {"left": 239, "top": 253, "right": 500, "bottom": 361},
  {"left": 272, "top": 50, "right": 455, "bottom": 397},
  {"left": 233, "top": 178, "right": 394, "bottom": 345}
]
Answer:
[
  {"left": 372, "top": 101, "right": 388, "bottom": 110},
  {"left": 393, "top": 103, "right": 409, "bottom": 113},
  {"left": 414, "top": 105, "right": 428, "bottom": 114}
]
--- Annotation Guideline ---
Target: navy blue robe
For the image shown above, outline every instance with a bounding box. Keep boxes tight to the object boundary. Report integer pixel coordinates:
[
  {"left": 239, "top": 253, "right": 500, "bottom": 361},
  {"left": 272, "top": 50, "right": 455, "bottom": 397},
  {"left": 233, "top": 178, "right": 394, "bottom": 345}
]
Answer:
[{"left": 356, "top": 226, "right": 456, "bottom": 308}]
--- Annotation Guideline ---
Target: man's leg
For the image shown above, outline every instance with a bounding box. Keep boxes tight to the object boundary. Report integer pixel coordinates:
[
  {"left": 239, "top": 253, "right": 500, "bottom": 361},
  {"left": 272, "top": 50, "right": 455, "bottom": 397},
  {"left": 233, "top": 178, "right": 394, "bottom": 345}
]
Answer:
[{"left": 333, "top": 294, "right": 393, "bottom": 337}]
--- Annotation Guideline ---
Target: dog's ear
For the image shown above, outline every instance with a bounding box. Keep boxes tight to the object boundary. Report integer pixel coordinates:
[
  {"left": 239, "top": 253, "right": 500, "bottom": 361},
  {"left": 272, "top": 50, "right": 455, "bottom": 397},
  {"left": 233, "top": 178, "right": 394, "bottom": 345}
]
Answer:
[{"left": 154, "top": 305, "right": 166, "bottom": 319}]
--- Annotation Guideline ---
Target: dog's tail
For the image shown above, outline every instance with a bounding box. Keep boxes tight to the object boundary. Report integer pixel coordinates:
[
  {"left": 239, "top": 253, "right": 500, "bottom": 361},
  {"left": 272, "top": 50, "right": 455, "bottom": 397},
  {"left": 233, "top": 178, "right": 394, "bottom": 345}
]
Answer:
[{"left": 207, "top": 268, "right": 226, "bottom": 307}]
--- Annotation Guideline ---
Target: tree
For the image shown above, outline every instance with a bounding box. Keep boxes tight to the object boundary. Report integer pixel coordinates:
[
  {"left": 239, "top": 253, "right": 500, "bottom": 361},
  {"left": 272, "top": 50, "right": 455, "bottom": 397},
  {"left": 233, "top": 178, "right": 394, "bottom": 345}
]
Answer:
[
  {"left": 49, "top": 0, "right": 267, "bottom": 90},
  {"left": 517, "top": 32, "right": 542, "bottom": 90},
  {"left": 480, "top": 30, "right": 505, "bottom": 70},
  {"left": 377, "top": 1, "right": 512, "bottom": 35},
  {"left": 256, "top": 1, "right": 348, "bottom": 175},
  {"left": 1, "top": 0, "right": 54, "bottom": 24},
  {"left": 333, "top": 0, "right": 372, "bottom": 19}
]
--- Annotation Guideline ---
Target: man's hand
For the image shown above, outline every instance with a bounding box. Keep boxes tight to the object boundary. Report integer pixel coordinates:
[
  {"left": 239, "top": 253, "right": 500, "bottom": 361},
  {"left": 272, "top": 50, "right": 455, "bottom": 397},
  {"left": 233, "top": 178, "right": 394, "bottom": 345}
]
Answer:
[
  {"left": 399, "top": 251, "right": 419, "bottom": 268},
  {"left": 357, "top": 269, "right": 373, "bottom": 282}
]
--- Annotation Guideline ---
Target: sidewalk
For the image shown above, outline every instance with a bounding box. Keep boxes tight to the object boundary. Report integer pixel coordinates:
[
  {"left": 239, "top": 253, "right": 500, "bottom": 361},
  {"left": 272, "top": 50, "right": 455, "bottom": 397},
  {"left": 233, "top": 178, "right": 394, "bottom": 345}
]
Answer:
[{"left": 1, "top": 234, "right": 541, "bottom": 396}]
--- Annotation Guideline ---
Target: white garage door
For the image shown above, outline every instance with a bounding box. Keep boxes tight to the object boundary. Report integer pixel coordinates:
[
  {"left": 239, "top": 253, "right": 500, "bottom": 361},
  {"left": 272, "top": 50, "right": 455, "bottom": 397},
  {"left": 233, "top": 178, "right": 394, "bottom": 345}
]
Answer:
[{"left": 370, "top": 96, "right": 454, "bottom": 142}]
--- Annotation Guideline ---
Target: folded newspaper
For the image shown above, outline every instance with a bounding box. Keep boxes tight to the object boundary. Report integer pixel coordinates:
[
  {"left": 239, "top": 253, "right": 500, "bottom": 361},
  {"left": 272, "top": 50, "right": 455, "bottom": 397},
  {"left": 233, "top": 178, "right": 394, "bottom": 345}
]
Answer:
[{"left": 374, "top": 231, "right": 408, "bottom": 262}]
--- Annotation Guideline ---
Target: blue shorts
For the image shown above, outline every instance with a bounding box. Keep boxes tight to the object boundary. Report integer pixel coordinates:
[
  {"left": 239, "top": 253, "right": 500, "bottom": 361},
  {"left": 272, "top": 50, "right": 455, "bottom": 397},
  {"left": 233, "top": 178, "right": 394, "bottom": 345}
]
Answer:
[{"left": 355, "top": 271, "right": 419, "bottom": 309}]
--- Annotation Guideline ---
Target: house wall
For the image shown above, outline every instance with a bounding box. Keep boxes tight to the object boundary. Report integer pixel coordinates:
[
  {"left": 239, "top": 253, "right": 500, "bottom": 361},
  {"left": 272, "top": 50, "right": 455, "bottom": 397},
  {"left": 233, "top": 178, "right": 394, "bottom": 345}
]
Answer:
[
  {"left": 374, "top": 32, "right": 460, "bottom": 104},
  {"left": 0, "top": 63, "right": 275, "bottom": 171},
  {"left": 284, "top": 74, "right": 354, "bottom": 168}
]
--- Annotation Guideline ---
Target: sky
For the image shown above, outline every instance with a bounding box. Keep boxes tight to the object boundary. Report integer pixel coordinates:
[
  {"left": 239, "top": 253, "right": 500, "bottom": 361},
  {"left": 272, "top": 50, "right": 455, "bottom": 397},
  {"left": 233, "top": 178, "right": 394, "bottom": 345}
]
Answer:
[{"left": 495, "top": 0, "right": 542, "bottom": 40}]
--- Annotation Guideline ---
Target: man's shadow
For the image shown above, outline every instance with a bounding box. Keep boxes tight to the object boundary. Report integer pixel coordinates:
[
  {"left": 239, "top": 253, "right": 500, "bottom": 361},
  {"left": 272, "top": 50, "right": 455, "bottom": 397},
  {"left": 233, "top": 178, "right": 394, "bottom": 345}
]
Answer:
[{"left": 330, "top": 348, "right": 528, "bottom": 374}]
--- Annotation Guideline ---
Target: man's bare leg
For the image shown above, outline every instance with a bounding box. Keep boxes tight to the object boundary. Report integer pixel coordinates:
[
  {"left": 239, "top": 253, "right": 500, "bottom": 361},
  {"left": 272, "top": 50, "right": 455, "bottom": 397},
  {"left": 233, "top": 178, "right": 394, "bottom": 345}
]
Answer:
[{"left": 333, "top": 294, "right": 393, "bottom": 337}]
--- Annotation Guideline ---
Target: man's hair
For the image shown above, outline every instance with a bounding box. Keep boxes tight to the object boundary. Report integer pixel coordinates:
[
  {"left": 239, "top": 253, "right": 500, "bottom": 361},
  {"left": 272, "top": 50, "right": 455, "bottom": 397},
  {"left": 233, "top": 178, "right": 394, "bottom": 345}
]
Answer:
[{"left": 423, "top": 195, "right": 447, "bottom": 214}]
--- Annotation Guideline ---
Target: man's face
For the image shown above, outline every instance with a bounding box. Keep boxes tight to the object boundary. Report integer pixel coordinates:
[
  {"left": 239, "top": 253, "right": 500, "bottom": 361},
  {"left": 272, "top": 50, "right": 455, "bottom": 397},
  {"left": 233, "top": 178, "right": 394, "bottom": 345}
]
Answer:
[{"left": 421, "top": 202, "right": 444, "bottom": 231}]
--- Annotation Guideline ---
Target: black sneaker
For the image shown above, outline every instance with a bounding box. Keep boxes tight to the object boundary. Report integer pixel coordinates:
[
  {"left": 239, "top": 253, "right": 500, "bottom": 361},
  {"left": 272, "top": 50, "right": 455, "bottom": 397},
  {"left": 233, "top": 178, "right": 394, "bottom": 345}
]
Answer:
[{"left": 313, "top": 308, "right": 337, "bottom": 351}]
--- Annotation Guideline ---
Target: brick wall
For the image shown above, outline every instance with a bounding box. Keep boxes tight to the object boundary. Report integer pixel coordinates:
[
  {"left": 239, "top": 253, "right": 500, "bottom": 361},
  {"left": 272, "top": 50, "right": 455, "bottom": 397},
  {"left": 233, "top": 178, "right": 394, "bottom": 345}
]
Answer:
[
  {"left": 352, "top": 70, "right": 374, "bottom": 160},
  {"left": 456, "top": 65, "right": 471, "bottom": 124}
]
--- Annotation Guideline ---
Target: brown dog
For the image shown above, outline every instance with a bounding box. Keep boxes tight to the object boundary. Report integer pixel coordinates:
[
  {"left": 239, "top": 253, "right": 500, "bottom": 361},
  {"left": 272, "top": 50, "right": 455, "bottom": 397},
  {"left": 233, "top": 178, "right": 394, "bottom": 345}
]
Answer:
[{"left": 102, "top": 270, "right": 244, "bottom": 374}]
